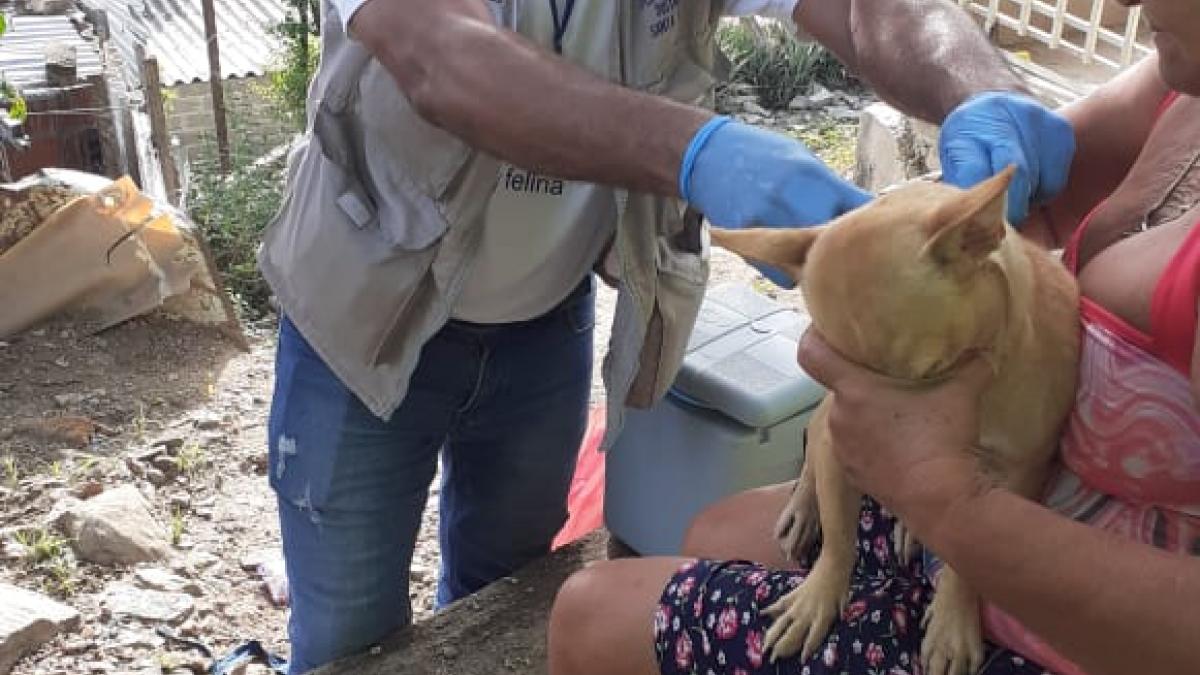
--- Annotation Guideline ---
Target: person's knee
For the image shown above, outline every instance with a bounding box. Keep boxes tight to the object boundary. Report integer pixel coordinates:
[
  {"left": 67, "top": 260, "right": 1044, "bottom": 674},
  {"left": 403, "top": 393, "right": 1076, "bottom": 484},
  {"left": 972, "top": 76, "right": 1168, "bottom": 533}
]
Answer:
[
  {"left": 548, "top": 564, "right": 615, "bottom": 675},
  {"left": 681, "top": 495, "right": 740, "bottom": 558}
]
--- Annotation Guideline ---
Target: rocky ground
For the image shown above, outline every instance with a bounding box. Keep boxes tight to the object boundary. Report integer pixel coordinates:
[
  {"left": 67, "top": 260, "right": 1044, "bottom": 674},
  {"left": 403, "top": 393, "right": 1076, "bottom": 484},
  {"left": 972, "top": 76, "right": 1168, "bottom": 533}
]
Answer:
[{"left": 0, "top": 84, "right": 871, "bottom": 675}]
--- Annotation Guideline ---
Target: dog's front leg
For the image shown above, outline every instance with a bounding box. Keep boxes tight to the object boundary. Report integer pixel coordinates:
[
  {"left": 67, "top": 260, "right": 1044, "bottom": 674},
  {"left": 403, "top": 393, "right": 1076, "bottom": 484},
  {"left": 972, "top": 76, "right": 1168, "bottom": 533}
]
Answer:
[
  {"left": 921, "top": 566, "right": 984, "bottom": 675},
  {"left": 773, "top": 407, "right": 824, "bottom": 562},
  {"left": 920, "top": 460, "right": 1050, "bottom": 675},
  {"left": 763, "top": 403, "right": 861, "bottom": 663}
]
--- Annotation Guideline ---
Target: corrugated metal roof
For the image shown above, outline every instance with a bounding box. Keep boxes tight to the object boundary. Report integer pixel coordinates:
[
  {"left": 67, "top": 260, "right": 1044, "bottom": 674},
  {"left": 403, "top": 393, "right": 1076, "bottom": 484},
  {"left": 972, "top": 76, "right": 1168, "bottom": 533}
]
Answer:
[
  {"left": 84, "top": 0, "right": 287, "bottom": 86},
  {"left": 0, "top": 14, "right": 104, "bottom": 90}
]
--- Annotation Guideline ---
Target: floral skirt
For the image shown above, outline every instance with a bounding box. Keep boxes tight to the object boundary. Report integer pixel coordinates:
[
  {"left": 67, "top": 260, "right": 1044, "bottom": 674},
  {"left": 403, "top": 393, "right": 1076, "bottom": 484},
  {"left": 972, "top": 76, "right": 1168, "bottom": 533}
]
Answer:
[{"left": 653, "top": 498, "right": 1052, "bottom": 675}]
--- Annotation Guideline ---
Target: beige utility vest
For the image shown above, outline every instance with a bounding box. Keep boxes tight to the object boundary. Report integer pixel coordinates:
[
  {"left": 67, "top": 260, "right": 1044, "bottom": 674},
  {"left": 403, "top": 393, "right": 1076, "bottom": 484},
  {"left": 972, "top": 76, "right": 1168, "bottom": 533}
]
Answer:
[{"left": 258, "top": 0, "right": 729, "bottom": 446}]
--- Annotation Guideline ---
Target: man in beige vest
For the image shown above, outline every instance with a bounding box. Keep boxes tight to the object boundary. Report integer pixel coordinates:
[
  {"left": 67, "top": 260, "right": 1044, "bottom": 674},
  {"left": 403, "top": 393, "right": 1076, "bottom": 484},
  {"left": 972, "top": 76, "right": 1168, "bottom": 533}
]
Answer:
[{"left": 256, "top": 1, "right": 1076, "bottom": 671}]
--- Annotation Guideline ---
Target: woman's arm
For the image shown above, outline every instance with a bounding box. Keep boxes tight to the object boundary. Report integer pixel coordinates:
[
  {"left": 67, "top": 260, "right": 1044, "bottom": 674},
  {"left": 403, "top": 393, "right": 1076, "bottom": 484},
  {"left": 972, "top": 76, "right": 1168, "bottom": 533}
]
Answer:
[
  {"left": 1192, "top": 298, "right": 1200, "bottom": 411},
  {"left": 796, "top": 330, "right": 1200, "bottom": 675},
  {"left": 931, "top": 482, "right": 1200, "bottom": 675},
  {"left": 1023, "top": 55, "right": 1171, "bottom": 245}
]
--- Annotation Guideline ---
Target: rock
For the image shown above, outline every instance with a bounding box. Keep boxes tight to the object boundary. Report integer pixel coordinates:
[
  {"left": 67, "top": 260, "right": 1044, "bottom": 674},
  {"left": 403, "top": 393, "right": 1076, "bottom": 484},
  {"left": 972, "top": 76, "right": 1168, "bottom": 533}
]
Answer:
[
  {"left": 787, "top": 94, "right": 813, "bottom": 110},
  {"left": 134, "top": 568, "right": 204, "bottom": 597},
  {"left": 409, "top": 564, "right": 434, "bottom": 583},
  {"left": 239, "top": 550, "right": 269, "bottom": 572},
  {"left": 149, "top": 456, "right": 179, "bottom": 475},
  {"left": 0, "top": 583, "right": 81, "bottom": 675},
  {"left": 103, "top": 583, "right": 194, "bottom": 625},
  {"left": 113, "top": 630, "right": 159, "bottom": 650},
  {"left": 853, "top": 102, "right": 940, "bottom": 194},
  {"left": 192, "top": 413, "right": 222, "bottom": 431},
  {"left": 72, "top": 481, "right": 104, "bottom": 500},
  {"left": 808, "top": 84, "right": 836, "bottom": 107},
  {"left": 150, "top": 434, "right": 185, "bottom": 452},
  {"left": 739, "top": 100, "right": 770, "bottom": 117},
  {"left": 827, "top": 105, "right": 861, "bottom": 122},
  {"left": 186, "top": 552, "right": 219, "bottom": 571},
  {"left": 46, "top": 496, "right": 82, "bottom": 535},
  {"left": 144, "top": 468, "right": 169, "bottom": 487},
  {"left": 68, "top": 485, "right": 170, "bottom": 565},
  {"left": 11, "top": 417, "right": 96, "bottom": 448}
]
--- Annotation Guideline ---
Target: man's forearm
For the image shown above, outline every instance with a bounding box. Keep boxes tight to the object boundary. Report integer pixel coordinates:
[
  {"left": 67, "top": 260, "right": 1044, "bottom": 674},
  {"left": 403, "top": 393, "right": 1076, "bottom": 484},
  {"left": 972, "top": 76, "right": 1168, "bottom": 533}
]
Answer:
[
  {"left": 352, "top": 0, "right": 710, "bottom": 198},
  {"left": 798, "top": 0, "right": 1027, "bottom": 122},
  {"left": 909, "top": 486, "right": 1200, "bottom": 675}
]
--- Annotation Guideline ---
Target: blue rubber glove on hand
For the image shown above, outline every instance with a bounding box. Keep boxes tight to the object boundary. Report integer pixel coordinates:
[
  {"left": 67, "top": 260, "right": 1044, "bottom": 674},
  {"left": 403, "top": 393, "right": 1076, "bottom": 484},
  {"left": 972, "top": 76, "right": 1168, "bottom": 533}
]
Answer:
[
  {"left": 939, "top": 91, "right": 1075, "bottom": 227},
  {"left": 680, "top": 117, "right": 872, "bottom": 288}
]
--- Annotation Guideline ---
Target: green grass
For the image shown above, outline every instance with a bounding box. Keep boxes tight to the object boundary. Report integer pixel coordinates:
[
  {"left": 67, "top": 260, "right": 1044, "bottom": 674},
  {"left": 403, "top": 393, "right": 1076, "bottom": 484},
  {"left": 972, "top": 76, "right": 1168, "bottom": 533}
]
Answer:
[
  {"left": 169, "top": 506, "right": 186, "bottom": 546},
  {"left": 14, "top": 528, "right": 66, "bottom": 564},
  {"left": 788, "top": 120, "right": 859, "bottom": 175},
  {"left": 2, "top": 454, "right": 16, "bottom": 489},
  {"left": 173, "top": 442, "right": 208, "bottom": 479}
]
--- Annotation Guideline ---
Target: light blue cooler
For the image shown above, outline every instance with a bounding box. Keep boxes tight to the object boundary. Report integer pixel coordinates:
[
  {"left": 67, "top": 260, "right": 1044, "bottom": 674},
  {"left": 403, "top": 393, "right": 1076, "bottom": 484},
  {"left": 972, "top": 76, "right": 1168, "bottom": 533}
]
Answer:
[{"left": 604, "top": 283, "right": 826, "bottom": 556}]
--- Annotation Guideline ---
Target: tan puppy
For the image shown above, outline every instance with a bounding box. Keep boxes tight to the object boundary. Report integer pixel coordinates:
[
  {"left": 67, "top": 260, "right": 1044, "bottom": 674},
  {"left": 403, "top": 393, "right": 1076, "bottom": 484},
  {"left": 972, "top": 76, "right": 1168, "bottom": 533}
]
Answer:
[{"left": 710, "top": 167, "right": 1080, "bottom": 675}]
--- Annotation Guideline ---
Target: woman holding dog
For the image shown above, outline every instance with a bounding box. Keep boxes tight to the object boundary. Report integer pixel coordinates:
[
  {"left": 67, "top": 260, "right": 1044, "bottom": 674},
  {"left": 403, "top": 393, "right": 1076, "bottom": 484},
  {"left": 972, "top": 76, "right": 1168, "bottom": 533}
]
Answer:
[{"left": 548, "top": 0, "right": 1200, "bottom": 674}]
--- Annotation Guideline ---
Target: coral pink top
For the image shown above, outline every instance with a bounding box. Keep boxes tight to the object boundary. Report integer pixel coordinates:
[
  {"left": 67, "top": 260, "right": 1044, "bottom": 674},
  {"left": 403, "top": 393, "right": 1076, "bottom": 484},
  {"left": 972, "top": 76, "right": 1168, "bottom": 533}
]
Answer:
[{"left": 982, "top": 91, "right": 1200, "bottom": 675}]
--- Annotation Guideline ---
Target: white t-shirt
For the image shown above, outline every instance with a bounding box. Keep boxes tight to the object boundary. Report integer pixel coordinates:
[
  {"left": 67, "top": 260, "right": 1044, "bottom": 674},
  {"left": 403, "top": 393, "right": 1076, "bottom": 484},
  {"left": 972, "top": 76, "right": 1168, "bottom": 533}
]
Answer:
[{"left": 332, "top": 0, "right": 801, "bottom": 323}]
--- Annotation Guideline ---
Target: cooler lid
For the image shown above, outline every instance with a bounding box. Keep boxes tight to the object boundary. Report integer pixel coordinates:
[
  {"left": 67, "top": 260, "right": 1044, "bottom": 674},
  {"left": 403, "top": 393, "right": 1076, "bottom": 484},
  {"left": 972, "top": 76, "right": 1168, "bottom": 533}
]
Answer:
[{"left": 670, "top": 283, "right": 825, "bottom": 429}]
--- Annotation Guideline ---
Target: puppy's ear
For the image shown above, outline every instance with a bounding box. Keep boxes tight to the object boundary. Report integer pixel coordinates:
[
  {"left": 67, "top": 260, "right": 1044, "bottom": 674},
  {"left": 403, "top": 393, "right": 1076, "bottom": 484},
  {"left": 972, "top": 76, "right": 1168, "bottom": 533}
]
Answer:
[
  {"left": 921, "top": 165, "right": 1014, "bottom": 271},
  {"left": 709, "top": 226, "right": 823, "bottom": 284}
]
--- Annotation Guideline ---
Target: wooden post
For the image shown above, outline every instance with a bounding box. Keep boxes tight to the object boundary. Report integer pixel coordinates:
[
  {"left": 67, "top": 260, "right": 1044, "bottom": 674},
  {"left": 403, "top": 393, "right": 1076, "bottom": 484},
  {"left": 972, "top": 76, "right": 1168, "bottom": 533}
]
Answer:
[
  {"left": 86, "top": 74, "right": 122, "bottom": 178},
  {"left": 137, "top": 46, "right": 181, "bottom": 204},
  {"left": 201, "top": 0, "right": 231, "bottom": 173},
  {"left": 119, "top": 99, "right": 143, "bottom": 187}
]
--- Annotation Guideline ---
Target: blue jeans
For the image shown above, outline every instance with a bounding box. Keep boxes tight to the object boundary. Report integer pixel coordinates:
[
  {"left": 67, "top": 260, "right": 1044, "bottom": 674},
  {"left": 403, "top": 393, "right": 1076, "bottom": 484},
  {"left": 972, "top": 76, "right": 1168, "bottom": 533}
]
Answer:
[{"left": 268, "top": 279, "right": 595, "bottom": 673}]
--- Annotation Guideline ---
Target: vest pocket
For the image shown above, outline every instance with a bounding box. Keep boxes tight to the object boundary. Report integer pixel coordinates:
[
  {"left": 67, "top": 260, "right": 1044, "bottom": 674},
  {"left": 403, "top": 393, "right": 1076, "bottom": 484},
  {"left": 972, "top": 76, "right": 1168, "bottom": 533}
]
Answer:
[{"left": 356, "top": 60, "right": 472, "bottom": 251}]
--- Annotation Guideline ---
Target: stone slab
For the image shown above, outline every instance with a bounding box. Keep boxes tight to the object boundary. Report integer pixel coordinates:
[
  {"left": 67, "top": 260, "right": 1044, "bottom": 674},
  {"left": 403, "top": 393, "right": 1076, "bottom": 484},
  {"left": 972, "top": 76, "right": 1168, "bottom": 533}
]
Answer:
[
  {"left": 314, "top": 531, "right": 610, "bottom": 675},
  {"left": 0, "top": 583, "right": 80, "bottom": 675}
]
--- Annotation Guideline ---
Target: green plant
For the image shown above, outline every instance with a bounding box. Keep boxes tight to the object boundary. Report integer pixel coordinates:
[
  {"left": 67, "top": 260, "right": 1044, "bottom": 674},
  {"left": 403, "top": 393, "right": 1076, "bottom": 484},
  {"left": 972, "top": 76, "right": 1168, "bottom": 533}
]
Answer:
[
  {"left": 2, "top": 454, "right": 17, "bottom": 489},
  {"left": 169, "top": 506, "right": 186, "bottom": 546},
  {"left": 261, "top": 0, "right": 320, "bottom": 127},
  {"left": 43, "top": 556, "right": 77, "bottom": 596},
  {"left": 47, "top": 460, "right": 63, "bottom": 480},
  {"left": 132, "top": 401, "right": 148, "bottom": 441},
  {"left": 173, "top": 442, "right": 207, "bottom": 478},
  {"left": 155, "top": 651, "right": 179, "bottom": 672},
  {"left": 0, "top": 15, "right": 27, "bottom": 126},
  {"left": 790, "top": 119, "right": 859, "bottom": 174},
  {"left": 73, "top": 454, "right": 100, "bottom": 477},
  {"left": 14, "top": 528, "right": 66, "bottom": 564},
  {"left": 186, "top": 116, "right": 288, "bottom": 319},
  {"left": 717, "top": 20, "right": 856, "bottom": 110}
]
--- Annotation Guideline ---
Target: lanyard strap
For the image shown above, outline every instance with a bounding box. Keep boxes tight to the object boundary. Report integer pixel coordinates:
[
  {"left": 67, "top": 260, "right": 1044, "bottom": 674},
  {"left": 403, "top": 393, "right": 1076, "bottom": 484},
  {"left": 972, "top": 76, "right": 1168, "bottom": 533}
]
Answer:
[{"left": 549, "top": 0, "right": 576, "bottom": 54}]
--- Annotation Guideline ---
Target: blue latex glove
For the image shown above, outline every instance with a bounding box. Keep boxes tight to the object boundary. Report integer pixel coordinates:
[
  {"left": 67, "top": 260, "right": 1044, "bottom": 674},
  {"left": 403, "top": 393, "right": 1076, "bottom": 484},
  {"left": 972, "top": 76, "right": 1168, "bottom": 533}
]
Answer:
[
  {"left": 680, "top": 117, "right": 872, "bottom": 288},
  {"left": 939, "top": 91, "right": 1075, "bottom": 227}
]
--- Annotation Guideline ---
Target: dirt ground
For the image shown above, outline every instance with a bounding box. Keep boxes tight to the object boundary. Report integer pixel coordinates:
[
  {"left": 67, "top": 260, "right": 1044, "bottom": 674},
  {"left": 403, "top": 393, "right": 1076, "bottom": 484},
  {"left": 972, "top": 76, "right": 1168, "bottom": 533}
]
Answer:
[{"left": 0, "top": 101, "right": 862, "bottom": 674}]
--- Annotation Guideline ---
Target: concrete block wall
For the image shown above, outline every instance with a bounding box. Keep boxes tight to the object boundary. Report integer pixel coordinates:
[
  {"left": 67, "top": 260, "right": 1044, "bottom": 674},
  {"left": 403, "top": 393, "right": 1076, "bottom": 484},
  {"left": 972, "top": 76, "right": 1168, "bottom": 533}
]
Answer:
[{"left": 164, "top": 78, "right": 296, "bottom": 163}]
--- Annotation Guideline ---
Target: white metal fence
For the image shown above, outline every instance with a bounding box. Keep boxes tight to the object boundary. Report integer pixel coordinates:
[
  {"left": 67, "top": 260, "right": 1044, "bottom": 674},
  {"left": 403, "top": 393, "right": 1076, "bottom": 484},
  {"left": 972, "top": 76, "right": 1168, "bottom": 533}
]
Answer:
[{"left": 959, "top": 0, "right": 1152, "bottom": 71}]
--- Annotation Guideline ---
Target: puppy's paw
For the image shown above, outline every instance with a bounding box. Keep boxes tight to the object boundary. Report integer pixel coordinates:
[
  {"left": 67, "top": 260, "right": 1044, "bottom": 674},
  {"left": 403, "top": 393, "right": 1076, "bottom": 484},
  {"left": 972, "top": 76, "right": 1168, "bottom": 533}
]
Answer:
[
  {"left": 762, "top": 568, "right": 847, "bottom": 664},
  {"left": 921, "top": 590, "right": 984, "bottom": 675},
  {"left": 773, "top": 479, "right": 820, "bottom": 562},
  {"left": 893, "top": 520, "right": 922, "bottom": 565}
]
